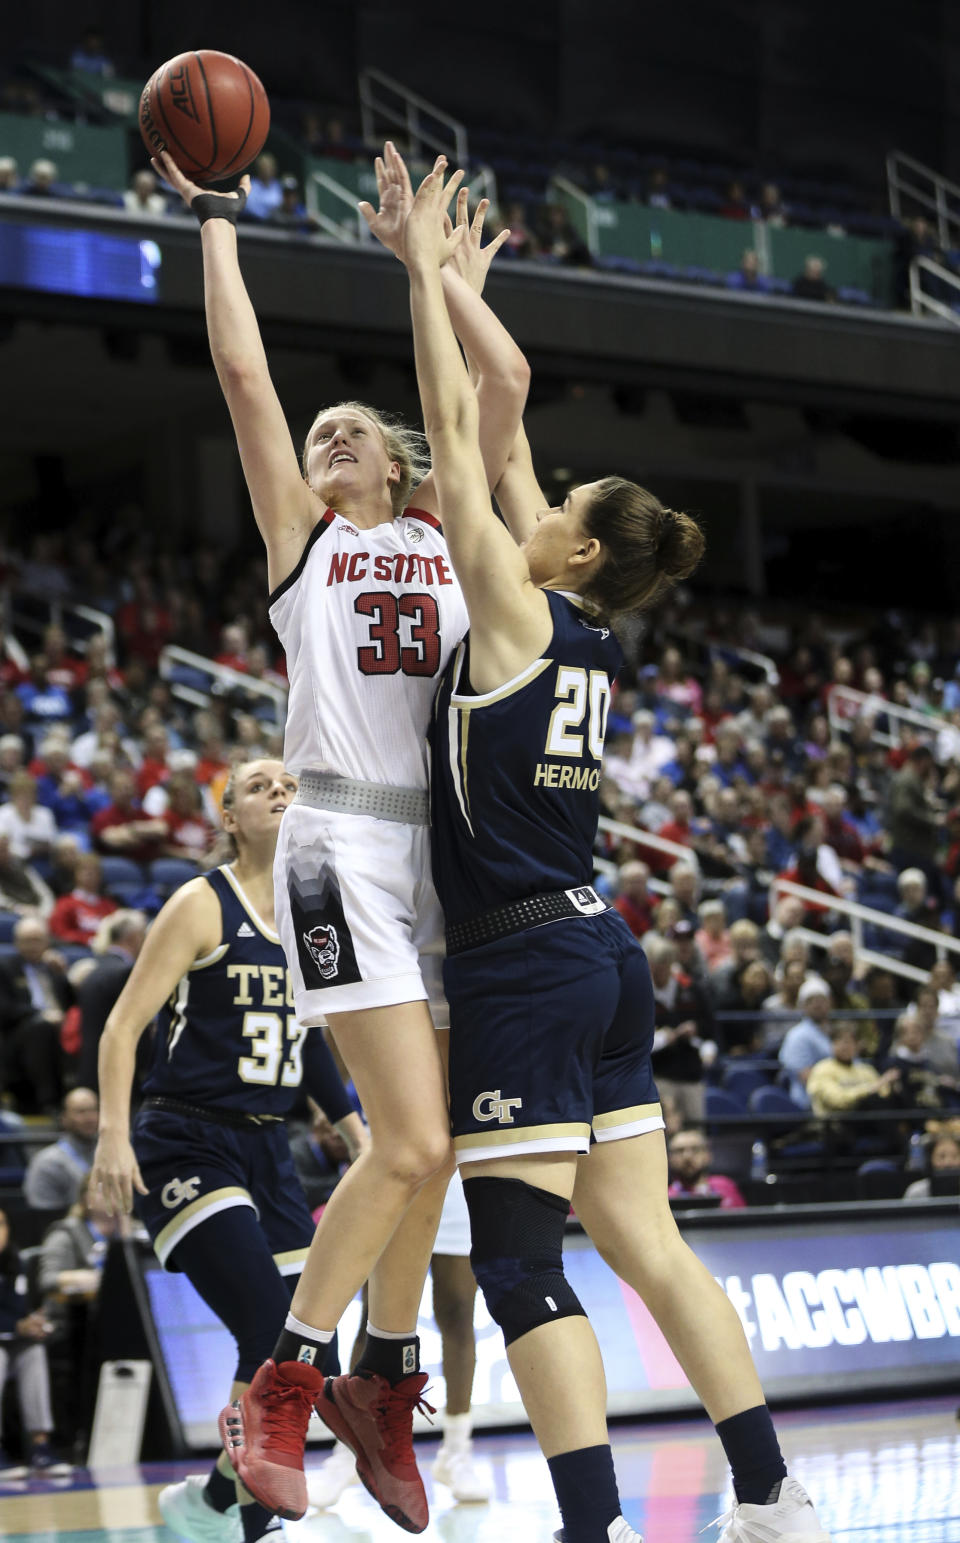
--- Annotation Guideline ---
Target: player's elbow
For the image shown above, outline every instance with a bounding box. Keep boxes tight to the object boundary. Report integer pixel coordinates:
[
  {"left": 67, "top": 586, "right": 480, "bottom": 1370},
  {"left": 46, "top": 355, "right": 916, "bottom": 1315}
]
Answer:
[{"left": 425, "top": 389, "right": 479, "bottom": 448}]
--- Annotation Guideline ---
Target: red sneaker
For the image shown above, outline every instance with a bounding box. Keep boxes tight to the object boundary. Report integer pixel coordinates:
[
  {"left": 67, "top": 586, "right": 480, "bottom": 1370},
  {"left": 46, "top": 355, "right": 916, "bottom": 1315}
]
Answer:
[
  {"left": 218, "top": 1358, "right": 322, "bottom": 1520},
  {"left": 314, "top": 1370, "right": 435, "bottom": 1533}
]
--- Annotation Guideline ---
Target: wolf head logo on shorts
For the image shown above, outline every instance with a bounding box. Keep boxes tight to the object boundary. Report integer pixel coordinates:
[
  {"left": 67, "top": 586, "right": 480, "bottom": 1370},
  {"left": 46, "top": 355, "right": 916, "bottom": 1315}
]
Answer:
[{"left": 302, "top": 923, "right": 341, "bottom": 980}]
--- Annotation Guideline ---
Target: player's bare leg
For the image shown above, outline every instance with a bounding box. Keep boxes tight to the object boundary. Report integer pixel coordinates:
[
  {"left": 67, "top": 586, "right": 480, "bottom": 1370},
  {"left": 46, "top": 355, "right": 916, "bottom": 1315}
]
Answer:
[
  {"left": 430, "top": 1252, "right": 492, "bottom": 1502},
  {"left": 221, "top": 1001, "right": 450, "bottom": 1529},
  {"left": 572, "top": 1130, "right": 831, "bottom": 1540}
]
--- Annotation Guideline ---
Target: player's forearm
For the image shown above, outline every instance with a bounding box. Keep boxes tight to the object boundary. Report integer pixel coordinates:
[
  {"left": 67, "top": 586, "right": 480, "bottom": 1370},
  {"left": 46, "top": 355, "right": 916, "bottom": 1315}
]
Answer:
[
  {"left": 200, "top": 220, "right": 271, "bottom": 386},
  {"left": 440, "top": 268, "right": 529, "bottom": 392},
  {"left": 409, "top": 264, "right": 478, "bottom": 442},
  {"left": 96, "top": 1022, "right": 140, "bottom": 1135}
]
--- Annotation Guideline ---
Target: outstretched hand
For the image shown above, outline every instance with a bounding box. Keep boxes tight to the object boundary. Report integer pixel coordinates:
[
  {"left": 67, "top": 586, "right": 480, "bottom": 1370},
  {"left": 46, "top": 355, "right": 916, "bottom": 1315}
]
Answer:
[
  {"left": 151, "top": 148, "right": 250, "bottom": 216},
  {"left": 402, "top": 156, "right": 466, "bottom": 271},
  {"left": 443, "top": 187, "right": 511, "bottom": 295},
  {"left": 359, "top": 139, "right": 414, "bottom": 258}
]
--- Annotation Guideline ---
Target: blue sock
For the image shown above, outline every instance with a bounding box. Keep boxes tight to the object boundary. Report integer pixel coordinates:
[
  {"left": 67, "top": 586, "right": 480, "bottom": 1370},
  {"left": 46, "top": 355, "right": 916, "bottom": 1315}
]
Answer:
[
  {"left": 547, "top": 1444, "right": 621, "bottom": 1543},
  {"left": 241, "top": 1500, "right": 281, "bottom": 1541},
  {"left": 204, "top": 1464, "right": 236, "bottom": 1512},
  {"left": 715, "top": 1405, "right": 787, "bottom": 1505}
]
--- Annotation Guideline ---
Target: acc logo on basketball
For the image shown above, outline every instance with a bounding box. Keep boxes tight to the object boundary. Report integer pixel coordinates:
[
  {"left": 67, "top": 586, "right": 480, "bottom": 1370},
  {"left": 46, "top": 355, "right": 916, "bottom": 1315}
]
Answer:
[
  {"left": 168, "top": 64, "right": 199, "bottom": 121},
  {"left": 303, "top": 923, "right": 340, "bottom": 980},
  {"left": 473, "top": 1089, "right": 523, "bottom": 1125},
  {"left": 161, "top": 1175, "right": 202, "bottom": 1208}
]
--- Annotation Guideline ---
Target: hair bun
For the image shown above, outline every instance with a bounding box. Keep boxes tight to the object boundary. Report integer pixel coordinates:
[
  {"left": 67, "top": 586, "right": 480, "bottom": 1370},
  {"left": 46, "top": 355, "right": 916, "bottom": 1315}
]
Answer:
[{"left": 656, "top": 507, "right": 705, "bottom": 582}]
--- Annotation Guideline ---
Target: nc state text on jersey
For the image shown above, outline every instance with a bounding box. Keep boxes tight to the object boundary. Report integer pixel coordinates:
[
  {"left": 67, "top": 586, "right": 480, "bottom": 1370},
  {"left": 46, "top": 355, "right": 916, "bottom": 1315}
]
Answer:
[{"left": 327, "top": 552, "right": 454, "bottom": 587}]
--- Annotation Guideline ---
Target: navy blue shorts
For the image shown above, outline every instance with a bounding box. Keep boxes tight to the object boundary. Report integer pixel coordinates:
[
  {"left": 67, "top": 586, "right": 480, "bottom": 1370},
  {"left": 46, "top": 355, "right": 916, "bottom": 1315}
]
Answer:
[
  {"left": 132, "top": 1107, "right": 315, "bottom": 1272},
  {"left": 444, "top": 909, "right": 664, "bottom": 1165}
]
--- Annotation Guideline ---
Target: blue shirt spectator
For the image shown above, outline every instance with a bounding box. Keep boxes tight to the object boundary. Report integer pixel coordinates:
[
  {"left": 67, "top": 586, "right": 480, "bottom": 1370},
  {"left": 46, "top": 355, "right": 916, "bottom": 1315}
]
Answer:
[
  {"left": 778, "top": 980, "right": 834, "bottom": 1106},
  {"left": 245, "top": 154, "right": 284, "bottom": 222}
]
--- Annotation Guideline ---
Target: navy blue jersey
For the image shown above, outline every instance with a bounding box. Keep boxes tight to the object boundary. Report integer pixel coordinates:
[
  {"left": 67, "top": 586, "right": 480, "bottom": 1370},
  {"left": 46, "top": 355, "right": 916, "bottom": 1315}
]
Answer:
[
  {"left": 429, "top": 590, "right": 623, "bottom": 924},
  {"left": 142, "top": 865, "right": 351, "bottom": 1120}
]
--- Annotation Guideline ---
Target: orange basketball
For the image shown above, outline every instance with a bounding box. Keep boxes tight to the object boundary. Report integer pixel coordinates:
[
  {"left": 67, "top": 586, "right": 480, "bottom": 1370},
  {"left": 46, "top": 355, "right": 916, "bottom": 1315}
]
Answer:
[{"left": 139, "top": 50, "right": 270, "bottom": 184}]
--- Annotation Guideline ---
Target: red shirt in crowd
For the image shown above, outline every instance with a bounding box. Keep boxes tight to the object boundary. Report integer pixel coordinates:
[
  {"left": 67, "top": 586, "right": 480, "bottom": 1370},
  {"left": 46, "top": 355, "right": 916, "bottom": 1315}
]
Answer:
[
  {"left": 49, "top": 889, "right": 117, "bottom": 944},
  {"left": 90, "top": 803, "right": 166, "bottom": 864},
  {"left": 163, "top": 807, "right": 216, "bottom": 860},
  {"left": 614, "top": 893, "right": 655, "bottom": 938}
]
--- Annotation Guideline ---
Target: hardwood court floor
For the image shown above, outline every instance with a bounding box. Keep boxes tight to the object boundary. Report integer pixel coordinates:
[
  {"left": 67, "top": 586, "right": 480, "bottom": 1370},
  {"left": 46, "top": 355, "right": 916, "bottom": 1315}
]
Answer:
[{"left": 2, "top": 1395, "right": 957, "bottom": 1542}]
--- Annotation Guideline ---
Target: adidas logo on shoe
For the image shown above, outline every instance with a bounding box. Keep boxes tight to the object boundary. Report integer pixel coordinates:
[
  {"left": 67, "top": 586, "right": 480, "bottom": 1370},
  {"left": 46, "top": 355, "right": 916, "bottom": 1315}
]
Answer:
[{"left": 237, "top": 922, "right": 255, "bottom": 937}]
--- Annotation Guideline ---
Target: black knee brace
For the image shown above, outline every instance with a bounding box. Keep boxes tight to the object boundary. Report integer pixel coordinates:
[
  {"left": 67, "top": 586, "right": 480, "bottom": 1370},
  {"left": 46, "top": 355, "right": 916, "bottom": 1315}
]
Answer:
[{"left": 463, "top": 1175, "right": 586, "bottom": 1347}]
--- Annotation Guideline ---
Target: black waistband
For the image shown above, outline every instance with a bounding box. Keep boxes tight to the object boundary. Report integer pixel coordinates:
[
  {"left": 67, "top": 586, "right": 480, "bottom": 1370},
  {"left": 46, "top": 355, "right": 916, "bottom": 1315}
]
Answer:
[
  {"left": 141, "top": 1095, "right": 284, "bottom": 1130},
  {"left": 445, "top": 885, "right": 609, "bottom": 957}
]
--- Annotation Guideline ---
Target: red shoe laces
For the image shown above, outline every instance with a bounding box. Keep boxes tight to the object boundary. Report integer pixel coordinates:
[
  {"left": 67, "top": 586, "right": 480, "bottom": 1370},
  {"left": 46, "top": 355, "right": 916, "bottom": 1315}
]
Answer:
[
  {"left": 259, "top": 1380, "right": 315, "bottom": 1459},
  {"left": 373, "top": 1380, "right": 435, "bottom": 1467}
]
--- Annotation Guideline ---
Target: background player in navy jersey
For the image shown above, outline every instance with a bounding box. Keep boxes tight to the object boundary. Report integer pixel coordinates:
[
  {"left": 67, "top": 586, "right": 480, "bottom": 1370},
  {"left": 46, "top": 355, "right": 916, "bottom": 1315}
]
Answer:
[
  {"left": 152, "top": 141, "right": 528, "bottom": 1531},
  {"left": 90, "top": 759, "right": 364, "bottom": 1543},
  {"left": 400, "top": 161, "right": 832, "bottom": 1543}
]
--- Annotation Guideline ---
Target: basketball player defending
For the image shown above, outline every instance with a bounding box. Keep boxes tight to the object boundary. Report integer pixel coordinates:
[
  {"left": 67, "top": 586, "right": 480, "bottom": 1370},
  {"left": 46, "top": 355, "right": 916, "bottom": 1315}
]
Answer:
[
  {"left": 152, "top": 141, "right": 528, "bottom": 1530},
  {"left": 402, "top": 160, "right": 833, "bottom": 1543}
]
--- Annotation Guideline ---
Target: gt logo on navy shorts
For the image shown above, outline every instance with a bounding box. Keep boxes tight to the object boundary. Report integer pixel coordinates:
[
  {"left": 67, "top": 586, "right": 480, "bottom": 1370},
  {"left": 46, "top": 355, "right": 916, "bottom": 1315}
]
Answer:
[{"left": 472, "top": 1090, "right": 524, "bottom": 1124}]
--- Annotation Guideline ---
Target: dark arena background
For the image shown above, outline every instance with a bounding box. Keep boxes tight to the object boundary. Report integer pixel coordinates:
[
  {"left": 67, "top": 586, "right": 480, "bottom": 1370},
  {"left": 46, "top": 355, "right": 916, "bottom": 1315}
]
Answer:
[{"left": 0, "top": 3, "right": 957, "bottom": 1540}]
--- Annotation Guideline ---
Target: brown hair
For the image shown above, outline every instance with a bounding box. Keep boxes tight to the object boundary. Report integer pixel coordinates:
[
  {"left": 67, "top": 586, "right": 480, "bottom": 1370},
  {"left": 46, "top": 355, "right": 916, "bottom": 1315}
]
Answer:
[
  {"left": 579, "top": 477, "right": 704, "bottom": 618},
  {"left": 301, "top": 401, "right": 430, "bottom": 518}
]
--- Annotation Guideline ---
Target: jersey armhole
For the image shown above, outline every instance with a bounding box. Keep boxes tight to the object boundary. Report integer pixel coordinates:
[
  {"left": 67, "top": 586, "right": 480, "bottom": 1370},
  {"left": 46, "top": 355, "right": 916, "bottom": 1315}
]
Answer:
[{"left": 267, "top": 508, "right": 338, "bottom": 606}]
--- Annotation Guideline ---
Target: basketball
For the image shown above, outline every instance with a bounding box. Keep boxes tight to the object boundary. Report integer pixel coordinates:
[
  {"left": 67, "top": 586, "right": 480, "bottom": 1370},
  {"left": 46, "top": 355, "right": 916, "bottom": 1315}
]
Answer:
[{"left": 139, "top": 50, "right": 270, "bottom": 184}]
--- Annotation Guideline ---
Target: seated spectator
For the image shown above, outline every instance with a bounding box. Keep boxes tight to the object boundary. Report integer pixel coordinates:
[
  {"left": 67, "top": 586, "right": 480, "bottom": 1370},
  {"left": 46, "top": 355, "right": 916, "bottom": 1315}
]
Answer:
[
  {"left": 123, "top": 169, "right": 167, "bottom": 217},
  {"left": 886, "top": 745, "right": 942, "bottom": 884},
  {"left": 821, "top": 931, "right": 875, "bottom": 1049},
  {"left": 806, "top": 1022, "right": 901, "bottom": 1119},
  {"left": 644, "top": 896, "right": 682, "bottom": 948},
  {"left": 21, "top": 161, "right": 67, "bottom": 200},
  {"left": 711, "top": 918, "right": 762, "bottom": 1005},
  {"left": 792, "top": 255, "right": 834, "bottom": 302},
  {"left": 727, "top": 250, "right": 771, "bottom": 293},
  {"left": 0, "top": 157, "right": 20, "bottom": 194},
  {"left": 626, "top": 708, "right": 675, "bottom": 799},
  {"left": 907, "top": 985, "right": 960, "bottom": 1081},
  {"left": 721, "top": 958, "right": 775, "bottom": 1055},
  {"left": 895, "top": 868, "right": 940, "bottom": 972},
  {"left": 759, "top": 894, "right": 805, "bottom": 968},
  {"left": 38, "top": 1175, "right": 119, "bottom": 1328},
  {"left": 755, "top": 182, "right": 787, "bottom": 227},
  {"left": 270, "top": 175, "right": 319, "bottom": 233},
  {"left": 156, "top": 770, "right": 216, "bottom": 863},
  {"left": 887, "top": 1011, "right": 959, "bottom": 1110},
  {"left": 668, "top": 861, "right": 699, "bottom": 926},
  {"left": 778, "top": 976, "right": 834, "bottom": 1107},
  {"left": 0, "top": 1207, "right": 61, "bottom": 1475},
  {"left": 0, "top": 917, "right": 72, "bottom": 1114},
  {"left": 0, "top": 734, "right": 26, "bottom": 799},
  {"left": 718, "top": 179, "right": 750, "bottom": 220},
  {"left": 0, "top": 831, "right": 53, "bottom": 919},
  {"left": 645, "top": 935, "right": 717, "bottom": 1123},
  {"left": 904, "top": 1128, "right": 960, "bottom": 1199},
  {"left": 23, "top": 1088, "right": 99, "bottom": 1210},
  {"left": 671, "top": 918, "right": 708, "bottom": 986},
  {"left": 655, "top": 647, "right": 702, "bottom": 715},
  {"left": 75, "top": 911, "right": 147, "bottom": 1093},
  {"left": 47, "top": 834, "right": 82, "bottom": 898},
  {"left": 646, "top": 167, "right": 671, "bottom": 209},
  {"left": 501, "top": 201, "right": 536, "bottom": 260},
  {"left": 289, "top": 1103, "right": 352, "bottom": 1214},
  {"left": 667, "top": 1129, "right": 745, "bottom": 1209},
  {"left": 48, "top": 853, "right": 116, "bottom": 946},
  {"left": 930, "top": 958, "right": 960, "bottom": 1041},
  {"left": 695, "top": 898, "right": 731, "bottom": 972},
  {"left": 245, "top": 153, "right": 284, "bottom": 221},
  {"left": 775, "top": 814, "right": 847, "bottom": 925},
  {"left": 90, "top": 768, "right": 167, "bottom": 865},
  {"left": 0, "top": 770, "right": 57, "bottom": 863},
  {"left": 70, "top": 26, "right": 114, "bottom": 76},
  {"left": 612, "top": 859, "right": 655, "bottom": 938},
  {"left": 536, "top": 202, "right": 590, "bottom": 266},
  {"left": 762, "top": 957, "right": 807, "bottom": 1049}
]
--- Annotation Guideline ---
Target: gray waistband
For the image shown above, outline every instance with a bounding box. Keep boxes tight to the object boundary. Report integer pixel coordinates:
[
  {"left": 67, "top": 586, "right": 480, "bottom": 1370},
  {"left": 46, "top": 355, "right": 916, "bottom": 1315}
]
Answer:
[{"left": 295, "top": 770, "right": 429, "bottom": 825}]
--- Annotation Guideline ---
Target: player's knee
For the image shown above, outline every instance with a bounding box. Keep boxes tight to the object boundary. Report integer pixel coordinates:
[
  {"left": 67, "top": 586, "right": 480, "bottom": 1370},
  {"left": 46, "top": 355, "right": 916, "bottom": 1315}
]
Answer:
[
  {"left": 381, "top": 1129, "right": 453, "bottom": 1189},
  {"left": 463, "top": 1175, "right": 585, "bottom": 1347}
]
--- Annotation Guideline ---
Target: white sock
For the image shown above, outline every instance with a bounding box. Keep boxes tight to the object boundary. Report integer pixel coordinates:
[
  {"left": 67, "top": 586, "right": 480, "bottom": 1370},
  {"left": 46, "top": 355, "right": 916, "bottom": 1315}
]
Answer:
[
  {"left": 366, "top": 1321, "right": 418, "bottom": 1340},
  {"left": 441, "top": 1411, "right": 473, "bottom": 1450}
]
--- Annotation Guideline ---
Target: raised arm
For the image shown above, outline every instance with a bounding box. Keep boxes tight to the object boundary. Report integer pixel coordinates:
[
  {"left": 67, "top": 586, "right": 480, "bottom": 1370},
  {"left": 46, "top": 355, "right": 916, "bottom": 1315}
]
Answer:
[
  {"left": 360, "top": 142, "right": 529, "bottom": 510},
  {"left": 154, "top": 151, "right": 318, "bottom": 593},
  {"left": 90, "top": 878, "right": 220, "bottom": 1214},
  {"left": 403, "top": 160, "right": 550, "bottom": 685}
]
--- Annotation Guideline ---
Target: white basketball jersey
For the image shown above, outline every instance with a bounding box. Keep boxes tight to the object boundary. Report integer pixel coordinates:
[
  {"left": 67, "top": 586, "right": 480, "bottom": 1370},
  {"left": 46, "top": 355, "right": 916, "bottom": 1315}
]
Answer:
[{"left": 269, "top": 507, "right": 469, "bottom": 789}]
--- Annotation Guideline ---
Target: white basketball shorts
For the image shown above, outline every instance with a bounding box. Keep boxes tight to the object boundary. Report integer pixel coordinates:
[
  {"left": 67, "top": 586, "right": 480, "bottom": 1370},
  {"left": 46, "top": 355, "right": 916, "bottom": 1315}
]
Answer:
[
  {"left": 274, "top": 803, "right": 448, "bottom": 1027},
  {"left": 432, "top": 1167, "right": 472, "bottom": 1258}
]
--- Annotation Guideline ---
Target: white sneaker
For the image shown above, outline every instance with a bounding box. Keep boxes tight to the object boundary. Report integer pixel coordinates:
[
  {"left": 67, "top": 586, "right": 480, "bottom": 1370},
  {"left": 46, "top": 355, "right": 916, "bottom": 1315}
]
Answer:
[
  {"left": 431, "top": 1442, "right": 492, "bottom": 1502},
  {"left": 553, "top": 1519, "right": 643, "bottom": 1543},
  {"left": 305, "top": 1440, "right": 360, "bottom": 1509},
  {"left": 157, "top": 1475, "right": 242, "bottom": 1543},
  {"left": 712, "top": 1478, "right": 832, "bottom": 1542}
]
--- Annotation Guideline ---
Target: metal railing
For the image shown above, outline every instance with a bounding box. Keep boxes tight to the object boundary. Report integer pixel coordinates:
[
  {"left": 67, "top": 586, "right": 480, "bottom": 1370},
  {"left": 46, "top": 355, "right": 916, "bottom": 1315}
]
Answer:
[
  {"left": 909, "top": 254, "right": 960, "bottom": 326},
  {"left": 551, "top": 177, "right": 600, "bottom": 257},
  {"left": 304, "top": 169, "right": 372, "bottom": 244},
  {"left": 158, "top": 645, "right": 287, "bottom": 728},
  {"left": 771, "top": 875, "right": 960, "bottom": 966},
  {"left": 597, "top": 815, "right": 700, "bottom": 873},
  {"left": 793, "top": 926, "right": 929, "bottom": 987},
  {"left": 359, "top": 68, "right": 468, "bottom": 166},
  {"left": 663, "top": 625, "right": 780, "bottom": 688},
  {"left": 825, "top": 682, "right": 944, "bottom": 752},
  {"left": 7, "top": 591, "right": 114, "bottom": 659},
  {"left": 887, "top": 149, "right": 960, "bottom": 252}
]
